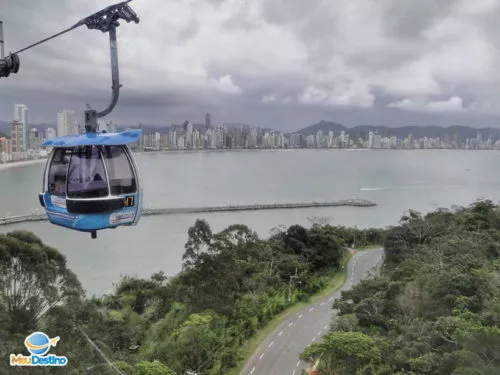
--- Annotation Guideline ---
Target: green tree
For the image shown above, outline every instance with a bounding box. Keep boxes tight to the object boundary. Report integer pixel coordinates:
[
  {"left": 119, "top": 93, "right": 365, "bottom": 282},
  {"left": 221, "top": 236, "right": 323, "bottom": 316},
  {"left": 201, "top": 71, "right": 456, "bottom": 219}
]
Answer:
[
  {"left": 134, "top": 360, "right": 176, "bottom": 375},
  {"left": 301, "top": 332, "right": 381, "bottom": 374},
  {"left": 183, "top": 220, "right": 213, "bottom": 269},
  {"left": 0, "top": 231, "right": 84, "bottom": 334}
]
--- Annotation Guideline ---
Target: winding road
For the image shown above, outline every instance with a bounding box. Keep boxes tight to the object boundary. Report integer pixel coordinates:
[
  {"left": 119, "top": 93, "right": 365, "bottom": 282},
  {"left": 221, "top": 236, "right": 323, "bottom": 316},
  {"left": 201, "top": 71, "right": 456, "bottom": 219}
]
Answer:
[{"left": 241, "top": 247, "right": 384, "bottom": 375}]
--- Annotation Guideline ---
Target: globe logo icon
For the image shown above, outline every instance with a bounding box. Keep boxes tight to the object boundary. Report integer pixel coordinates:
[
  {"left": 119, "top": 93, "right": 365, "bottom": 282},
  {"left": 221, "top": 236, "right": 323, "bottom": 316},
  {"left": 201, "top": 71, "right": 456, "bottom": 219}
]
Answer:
[{"left": 24, "top": 332, "right": 59, "bottom": 356}]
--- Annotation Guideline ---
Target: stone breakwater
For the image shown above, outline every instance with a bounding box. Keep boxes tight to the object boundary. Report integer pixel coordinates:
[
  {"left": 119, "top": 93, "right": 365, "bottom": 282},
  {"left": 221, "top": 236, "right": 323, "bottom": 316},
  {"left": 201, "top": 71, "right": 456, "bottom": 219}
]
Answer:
[{"left": 0, "top": 199, "right": 377, "bottom": 225}]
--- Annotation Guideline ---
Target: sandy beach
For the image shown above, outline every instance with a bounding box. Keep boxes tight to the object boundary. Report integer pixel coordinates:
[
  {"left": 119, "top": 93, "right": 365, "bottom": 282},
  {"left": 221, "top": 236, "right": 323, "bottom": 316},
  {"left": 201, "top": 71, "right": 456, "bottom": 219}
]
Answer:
[{"left": 0, "top": 158, "right": 47, "bottom": 172}]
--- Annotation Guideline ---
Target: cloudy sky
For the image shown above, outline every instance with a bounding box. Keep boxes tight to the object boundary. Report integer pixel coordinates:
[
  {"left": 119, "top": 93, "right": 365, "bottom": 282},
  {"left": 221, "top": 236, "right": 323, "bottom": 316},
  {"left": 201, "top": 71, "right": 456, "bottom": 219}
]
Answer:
[{"left": 2, "top": 0, "right": 500, "bottom": 131}]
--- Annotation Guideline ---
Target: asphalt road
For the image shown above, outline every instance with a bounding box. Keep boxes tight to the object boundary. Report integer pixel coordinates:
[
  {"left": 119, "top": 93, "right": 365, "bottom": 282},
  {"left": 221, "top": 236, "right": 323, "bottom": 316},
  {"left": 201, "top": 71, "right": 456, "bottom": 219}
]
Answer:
[{"left": 241, "top": 247, "right": 384, "bottom": 375}]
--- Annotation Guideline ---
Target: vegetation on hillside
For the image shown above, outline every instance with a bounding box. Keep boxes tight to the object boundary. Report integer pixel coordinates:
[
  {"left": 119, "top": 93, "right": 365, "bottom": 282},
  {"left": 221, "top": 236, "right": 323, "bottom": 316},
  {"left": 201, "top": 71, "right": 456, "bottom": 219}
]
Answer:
[
  {"left": 0, "top": 219, "right": 383, "bottom": 374},
  {"left": 301, "top": 200, "right": 500, "bottom": 375}
]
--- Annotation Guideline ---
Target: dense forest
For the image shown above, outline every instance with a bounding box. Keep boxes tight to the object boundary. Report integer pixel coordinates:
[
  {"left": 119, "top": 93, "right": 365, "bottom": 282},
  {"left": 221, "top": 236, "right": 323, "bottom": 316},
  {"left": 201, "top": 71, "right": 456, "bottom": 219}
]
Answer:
[
  {"left": 0, "top": 218, "right": 384, "bottom": 374},
  {"left": 301, "top": 200, "right": 500, "bottom": 374}
]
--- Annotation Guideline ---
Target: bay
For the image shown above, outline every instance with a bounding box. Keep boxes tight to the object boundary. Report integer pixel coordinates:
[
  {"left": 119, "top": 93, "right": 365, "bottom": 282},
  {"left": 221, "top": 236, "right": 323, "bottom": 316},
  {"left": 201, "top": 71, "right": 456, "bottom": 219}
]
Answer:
[{"left": 0, "top": 149, "right": 498, "bottom": 295}]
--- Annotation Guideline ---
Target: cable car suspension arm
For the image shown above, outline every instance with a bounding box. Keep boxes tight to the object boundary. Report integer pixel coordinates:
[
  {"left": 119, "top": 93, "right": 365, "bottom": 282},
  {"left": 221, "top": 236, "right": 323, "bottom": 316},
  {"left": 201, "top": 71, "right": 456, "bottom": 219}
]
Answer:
[{"left": 0, "top": 1, "right": 140, "bottom": 131}]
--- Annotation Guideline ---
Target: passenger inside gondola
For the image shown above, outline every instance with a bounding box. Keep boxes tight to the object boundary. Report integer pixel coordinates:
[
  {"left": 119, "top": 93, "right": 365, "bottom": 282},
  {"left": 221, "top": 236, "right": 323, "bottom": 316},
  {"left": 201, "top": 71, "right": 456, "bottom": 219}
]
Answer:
[
  {"left": 48, "top": 148, "right": 70, "bottom": 197},
  {"left": 103, "top": 145, "right": 137, "bottom": 195},
  {"left": 67, "top": 146, "right": 109, "bottom": 198}
]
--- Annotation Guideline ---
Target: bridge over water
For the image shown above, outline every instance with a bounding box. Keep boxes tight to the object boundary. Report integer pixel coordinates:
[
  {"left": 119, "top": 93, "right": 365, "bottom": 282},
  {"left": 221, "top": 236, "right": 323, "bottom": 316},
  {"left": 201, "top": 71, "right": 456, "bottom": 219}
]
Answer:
[{"left": 0, "top": 199, "right": 376, "bottom": 226}]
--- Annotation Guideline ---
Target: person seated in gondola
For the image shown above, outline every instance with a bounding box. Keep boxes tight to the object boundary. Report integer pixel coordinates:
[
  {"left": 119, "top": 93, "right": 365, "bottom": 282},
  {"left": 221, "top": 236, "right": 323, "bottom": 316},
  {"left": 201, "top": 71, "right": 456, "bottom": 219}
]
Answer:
[
  {"left": 66, "top": 147, "right": 108, "bottom": 198},
  {"left": 51, "top": 174, "right": 67, "bottom": 196}
]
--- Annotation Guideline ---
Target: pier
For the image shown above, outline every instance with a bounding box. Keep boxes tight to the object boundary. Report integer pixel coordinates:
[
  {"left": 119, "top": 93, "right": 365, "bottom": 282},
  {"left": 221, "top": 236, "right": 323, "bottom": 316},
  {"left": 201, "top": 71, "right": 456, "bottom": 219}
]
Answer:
[{"left": 0, "top": 199, "right": 376, "bottom": 226}]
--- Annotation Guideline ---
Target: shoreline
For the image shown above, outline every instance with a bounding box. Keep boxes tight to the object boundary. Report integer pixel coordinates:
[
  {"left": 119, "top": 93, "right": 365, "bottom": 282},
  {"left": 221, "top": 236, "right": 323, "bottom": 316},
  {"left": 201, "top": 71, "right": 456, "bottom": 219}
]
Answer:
[
  {"left": 0, "top": 158, "right": 47, "bottom": 172},
  {"left": 138, "top": 147, "right": 500, "bottom": 153}
]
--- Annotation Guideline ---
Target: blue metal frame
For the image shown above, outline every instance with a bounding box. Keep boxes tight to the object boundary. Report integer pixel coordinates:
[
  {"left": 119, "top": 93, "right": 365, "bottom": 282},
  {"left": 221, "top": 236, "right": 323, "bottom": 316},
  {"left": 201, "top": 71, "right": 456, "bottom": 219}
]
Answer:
[
  {"left": 39, "top": 130, "right": 143, "bottom": 237},
  {"left": 41, "top": 129, "right": 142, "bottom": 147}
]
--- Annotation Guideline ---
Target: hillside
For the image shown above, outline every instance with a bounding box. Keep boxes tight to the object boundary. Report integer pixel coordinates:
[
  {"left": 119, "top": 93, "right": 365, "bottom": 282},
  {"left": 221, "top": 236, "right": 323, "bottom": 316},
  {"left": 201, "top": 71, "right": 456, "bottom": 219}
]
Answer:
[
  {"left": 301, "top": 201, "right": 500, "bottom": 374},
  {"left": 0, "top": 222, "right": 384, "bottom": 374},
  {"left": 295, "top": 120, "right": 500, "bottom": 141}
]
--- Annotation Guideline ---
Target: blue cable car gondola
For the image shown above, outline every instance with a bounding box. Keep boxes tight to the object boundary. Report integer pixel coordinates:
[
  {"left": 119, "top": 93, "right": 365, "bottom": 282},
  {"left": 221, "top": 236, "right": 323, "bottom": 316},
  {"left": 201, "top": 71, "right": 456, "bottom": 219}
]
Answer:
[
  {"left": 1, "top": 1, "right": 142, "bottom": 238},
  {"left": 10, "top": 0, "right": 144, "bottom": 239},
  {"left": 38, "top": 130, "right": 143, "bottom": 239}
]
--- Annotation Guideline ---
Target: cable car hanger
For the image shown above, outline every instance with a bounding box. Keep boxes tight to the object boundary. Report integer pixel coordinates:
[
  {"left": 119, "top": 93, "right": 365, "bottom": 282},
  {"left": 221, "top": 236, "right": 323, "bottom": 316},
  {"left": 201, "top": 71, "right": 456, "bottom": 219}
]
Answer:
[{"left": 0, "top": 0, "right": 139, "bottom": 129}]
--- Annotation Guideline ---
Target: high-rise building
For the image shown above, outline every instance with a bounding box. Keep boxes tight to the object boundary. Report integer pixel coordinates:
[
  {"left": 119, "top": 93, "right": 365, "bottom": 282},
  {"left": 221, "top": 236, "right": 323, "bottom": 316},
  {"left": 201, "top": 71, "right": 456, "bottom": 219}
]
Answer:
[
  {"left": 9, "top": 120, "right": 23, "bottom": 153},
  {"left": 57, "top": 110, "right": 76, "bottom": 136},
  {"left": 14, "top": 104, "right": 28, "bottom": 151},
  {"left": 186, "top": 121, "right": 193, "bottom": 148},
  {"left": 0, "top": 137, "right": 9, "bottom": 154},
  {"left": 205, "top": 113, "right": 211, "bottom": 133},
  {"left": 45, "top": 127, "right": 56, "bottom": 140},
  {"left": 169, "top": 128, "right": 177, "bottom": 148},
  {"left": 28, "top": 128, "right": 40, "bottom": 150}
]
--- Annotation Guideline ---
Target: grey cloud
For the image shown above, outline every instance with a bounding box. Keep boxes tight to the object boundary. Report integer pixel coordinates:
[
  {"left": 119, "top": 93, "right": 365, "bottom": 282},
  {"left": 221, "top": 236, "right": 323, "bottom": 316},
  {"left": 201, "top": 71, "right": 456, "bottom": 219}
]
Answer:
[
  {"left": 259, "top": 0, "right": 323, "bottom": 26},
  {"left": 177, "top": 19, "right": 200, "bottom": 43},
  {"left": 2, "top": 0, "right": 500, "bottom": 130},
  {"left": 206, "top": 60, "right": 308, "bottom": 94},
  {"left": 346, "top": 49, "right": 421, "bottom": 71},
  {"left": 381, "top": 0, "right": 458, "bottom": 40}
]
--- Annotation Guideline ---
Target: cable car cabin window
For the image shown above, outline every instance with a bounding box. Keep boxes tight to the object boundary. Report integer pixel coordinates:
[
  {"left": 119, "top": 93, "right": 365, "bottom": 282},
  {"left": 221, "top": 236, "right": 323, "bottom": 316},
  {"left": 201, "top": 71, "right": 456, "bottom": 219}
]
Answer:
[
  {"left": 102, "top": 146, "right": 137, "bottom": 195},
  {"left": 48, "top": 148, "right": 71, "bottom": 197},
  {"left": 67, "top": 146, "right": 109, "bottom": 198}
]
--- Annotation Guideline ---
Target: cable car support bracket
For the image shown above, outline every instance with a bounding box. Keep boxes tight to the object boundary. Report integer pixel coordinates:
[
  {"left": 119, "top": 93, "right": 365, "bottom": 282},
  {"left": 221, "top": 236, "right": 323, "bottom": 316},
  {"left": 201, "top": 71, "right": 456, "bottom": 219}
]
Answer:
[{"left": 0, "top": 1, "right": 140, "bottom": 132}]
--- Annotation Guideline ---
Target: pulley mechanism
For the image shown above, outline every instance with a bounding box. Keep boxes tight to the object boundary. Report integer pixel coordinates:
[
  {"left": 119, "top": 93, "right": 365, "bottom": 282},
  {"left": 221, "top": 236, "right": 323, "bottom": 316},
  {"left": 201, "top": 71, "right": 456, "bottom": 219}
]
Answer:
[
  {"left": 0, "top": 53, "right": 19, "bottom": 78},
  {"left": 0, "top": 20, "right": 20, "bottom": 77}
]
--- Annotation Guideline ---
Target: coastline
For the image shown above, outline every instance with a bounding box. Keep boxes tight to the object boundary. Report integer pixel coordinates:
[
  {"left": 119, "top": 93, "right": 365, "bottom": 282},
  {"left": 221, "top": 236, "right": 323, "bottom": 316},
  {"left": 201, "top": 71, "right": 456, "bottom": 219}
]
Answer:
[{"left": 0, "top": 158, "right": 47, "bottom": 172}]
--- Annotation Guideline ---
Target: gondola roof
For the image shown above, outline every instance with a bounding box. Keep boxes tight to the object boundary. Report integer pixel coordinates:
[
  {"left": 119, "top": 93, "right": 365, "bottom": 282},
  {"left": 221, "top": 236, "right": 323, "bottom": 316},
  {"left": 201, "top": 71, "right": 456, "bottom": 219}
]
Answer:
[{"left": 41, "top": 129, "right": 143, "bottom": 147}]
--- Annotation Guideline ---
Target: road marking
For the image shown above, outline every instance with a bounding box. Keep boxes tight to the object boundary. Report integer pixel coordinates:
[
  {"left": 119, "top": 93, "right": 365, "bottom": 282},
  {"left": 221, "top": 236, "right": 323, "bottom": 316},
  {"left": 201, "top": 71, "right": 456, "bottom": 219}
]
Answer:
[{"left": 242, "top": 252, "right": 376, "bottom": 375}]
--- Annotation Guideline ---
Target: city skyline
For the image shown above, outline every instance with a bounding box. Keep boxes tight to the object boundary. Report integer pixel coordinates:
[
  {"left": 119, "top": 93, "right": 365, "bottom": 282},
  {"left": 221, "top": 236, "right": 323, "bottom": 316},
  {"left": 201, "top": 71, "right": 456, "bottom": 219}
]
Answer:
[
  {"left": 3, "top": 2, "right": 500, "bottom": 129},
  {"left": 1, "top": 100, "right": 499, "bottom": 165},
  {"left": 5, "top": 104, "right": 500, "bottom": 137}
]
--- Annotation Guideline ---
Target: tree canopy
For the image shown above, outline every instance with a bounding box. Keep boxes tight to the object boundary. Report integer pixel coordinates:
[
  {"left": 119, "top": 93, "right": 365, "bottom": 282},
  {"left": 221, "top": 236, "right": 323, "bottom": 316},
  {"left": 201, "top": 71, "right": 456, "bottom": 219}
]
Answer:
[
  {"left": 0, "top": 219, "right": 384, "bottom": 374},
  {"left": 302, "top": 200, "right": 500, "bottom": 374}
]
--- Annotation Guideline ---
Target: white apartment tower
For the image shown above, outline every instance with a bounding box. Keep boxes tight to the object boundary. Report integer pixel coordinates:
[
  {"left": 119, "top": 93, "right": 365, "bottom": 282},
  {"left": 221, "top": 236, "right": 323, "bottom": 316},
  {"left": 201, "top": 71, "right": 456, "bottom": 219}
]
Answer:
[
  {"left": 45, "top": 127, "right": 56, "bottom": 140},
  {"left": 14, "top": 104, "right": 28, "bottom": 151},
  {"left": 57, "top": 110, "right": 76, "bottom": 136}
]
